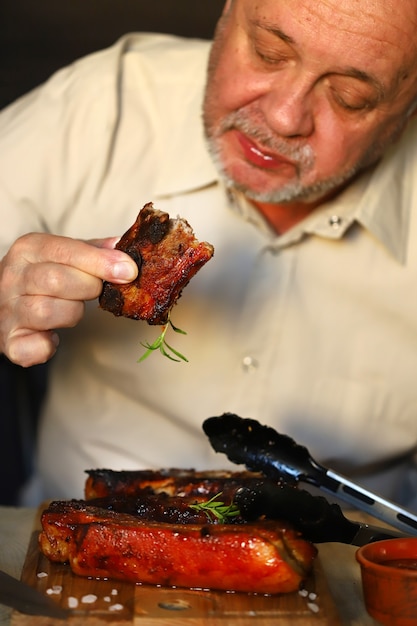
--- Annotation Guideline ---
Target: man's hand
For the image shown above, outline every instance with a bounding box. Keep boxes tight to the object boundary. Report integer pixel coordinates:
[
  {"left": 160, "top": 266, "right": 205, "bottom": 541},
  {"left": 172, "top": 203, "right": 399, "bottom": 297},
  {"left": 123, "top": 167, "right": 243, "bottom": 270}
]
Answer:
[{"left": 0, "top": 233, "right": 138, "bottom": 367}]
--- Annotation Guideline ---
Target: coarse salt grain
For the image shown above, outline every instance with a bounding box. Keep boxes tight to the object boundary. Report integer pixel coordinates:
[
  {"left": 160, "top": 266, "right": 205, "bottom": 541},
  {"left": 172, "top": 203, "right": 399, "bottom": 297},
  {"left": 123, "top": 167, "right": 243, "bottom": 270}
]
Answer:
[
  {"left": 36, "top": 572, "right": 48, "bottom": 579},
  {"left": 103, "top": 596, "right": 111, "bottom": 602},
  {"left": 109, "top": 604, "right": 124, "bottom": 611},
  {"left": 298, "top": 589, "right": 308, "bottom": 597},
  {"left": 68, "top": 597, "right": 79, "bottom": 609},
  {"left": 46, "top": 586, "right": 62, "bottom": 596},
  {"left": 111, "top": 588, "right": 118, "bottom": 595},
  {"left": 307, "top": 602, "right": 320, "bottom": 613},
  {"left": 309, "top": 592, "right": 317, "bottom": 601},
  {"left": 81, "top": 594, "right": 98, "bottom": 604}
]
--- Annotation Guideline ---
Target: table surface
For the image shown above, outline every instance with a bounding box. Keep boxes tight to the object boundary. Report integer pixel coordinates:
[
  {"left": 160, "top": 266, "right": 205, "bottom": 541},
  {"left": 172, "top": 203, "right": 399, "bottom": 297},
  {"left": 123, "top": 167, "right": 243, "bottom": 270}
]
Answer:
[{"left": 0, "top": 506, "right": 381, "bottom": 626}]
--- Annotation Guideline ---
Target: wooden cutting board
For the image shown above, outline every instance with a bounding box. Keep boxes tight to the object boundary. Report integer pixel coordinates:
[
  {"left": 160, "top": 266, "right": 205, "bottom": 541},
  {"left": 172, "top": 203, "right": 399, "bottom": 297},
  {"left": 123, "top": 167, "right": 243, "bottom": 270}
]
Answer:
[{"left": 11, "top": 529, "right": 342, "bottom": 626}]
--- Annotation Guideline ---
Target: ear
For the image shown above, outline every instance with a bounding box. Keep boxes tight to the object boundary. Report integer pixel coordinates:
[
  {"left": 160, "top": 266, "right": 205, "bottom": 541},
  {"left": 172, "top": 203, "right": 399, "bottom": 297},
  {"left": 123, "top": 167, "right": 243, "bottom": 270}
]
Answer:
[
  {"left": 222, "top": 0, "right": 234, "bottom": 15},
  {"left": 406, "top": 97, "right": 417, "bottom": 119}
]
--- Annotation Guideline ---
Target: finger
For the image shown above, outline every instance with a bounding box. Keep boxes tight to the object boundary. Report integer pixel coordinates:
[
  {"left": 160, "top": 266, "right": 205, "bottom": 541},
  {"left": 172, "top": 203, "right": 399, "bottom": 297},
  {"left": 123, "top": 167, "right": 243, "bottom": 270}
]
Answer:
[
  {"left": 12, "top": 294, "right": 86, "bottom": 333},
  {"left": 21, "top": 262, "right": 105, "bottom": 301},
  {"left": 7, "top": 330, "right": 60, "bottom": 368},
  {"left": 4, "top": 295, "right": 84, "bottom": 366},
  {"left": 13, "top": 233, "right": 138, "bottom": 284}
]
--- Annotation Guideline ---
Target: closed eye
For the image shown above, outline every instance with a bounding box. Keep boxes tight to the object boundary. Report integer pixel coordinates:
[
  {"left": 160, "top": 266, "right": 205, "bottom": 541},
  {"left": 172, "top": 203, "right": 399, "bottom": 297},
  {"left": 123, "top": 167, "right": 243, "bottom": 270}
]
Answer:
[{"left": 326, "top": 76, "right": 381, "bottom": 113}]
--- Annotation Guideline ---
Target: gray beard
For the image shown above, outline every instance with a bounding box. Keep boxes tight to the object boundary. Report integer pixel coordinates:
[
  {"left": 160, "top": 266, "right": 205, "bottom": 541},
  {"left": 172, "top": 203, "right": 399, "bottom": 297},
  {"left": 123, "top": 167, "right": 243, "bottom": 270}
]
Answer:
[
  {"left": 203, "top": 107, "right": 371, "bottom": 205},
  {"left": 205, "top": 134, "right": 358, "bottom": 204}
]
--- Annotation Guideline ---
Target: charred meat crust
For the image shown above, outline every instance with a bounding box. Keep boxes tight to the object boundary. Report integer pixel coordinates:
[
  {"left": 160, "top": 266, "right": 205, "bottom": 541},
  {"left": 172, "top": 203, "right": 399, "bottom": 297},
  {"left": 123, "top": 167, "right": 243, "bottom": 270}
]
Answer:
[
  {"left": 99, "top": 203, "right": 214, "bottom": 324},
  {"left": 84, "top": 468, "right": 276, "bottom": 499},
  {"left": 84, "top": 469, "right": 287, "bottom": 525}
]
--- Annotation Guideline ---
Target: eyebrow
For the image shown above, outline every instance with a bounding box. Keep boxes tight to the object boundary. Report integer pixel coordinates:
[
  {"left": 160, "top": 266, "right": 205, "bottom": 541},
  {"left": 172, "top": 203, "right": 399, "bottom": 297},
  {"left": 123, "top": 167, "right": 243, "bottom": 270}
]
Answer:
[
  {"left": 339, "top": 67, "right": 386, "bottom": 100},
  {"left": 252, "top": 19, "right": 386, "bottom": 100},
  {"left": 262, "top": 23, "right": 296, "bottom": 46}
]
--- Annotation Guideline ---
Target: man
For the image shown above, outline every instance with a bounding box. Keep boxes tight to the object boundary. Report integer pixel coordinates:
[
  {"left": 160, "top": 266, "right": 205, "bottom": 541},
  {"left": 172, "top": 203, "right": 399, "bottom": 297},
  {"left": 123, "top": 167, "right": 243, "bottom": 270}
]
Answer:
[{"left": 1, "top": 0, "right": 417, "bottom": 507}]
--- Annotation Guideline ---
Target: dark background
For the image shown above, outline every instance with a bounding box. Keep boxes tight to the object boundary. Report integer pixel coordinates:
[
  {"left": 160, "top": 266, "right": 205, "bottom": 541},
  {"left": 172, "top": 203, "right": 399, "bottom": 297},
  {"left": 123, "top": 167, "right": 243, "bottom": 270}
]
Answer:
[
  {"left": 0, "top": 0, "right": 225, "bottom": 110},
  {"left": 0, "top": 0, "right": 225, "bottom": 504}
]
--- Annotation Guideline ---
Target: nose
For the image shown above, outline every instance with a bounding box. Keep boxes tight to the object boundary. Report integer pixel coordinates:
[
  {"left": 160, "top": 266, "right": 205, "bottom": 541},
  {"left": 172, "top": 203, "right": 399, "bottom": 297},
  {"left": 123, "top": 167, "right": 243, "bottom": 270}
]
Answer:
[{"left": 260, "top": 74, "right": 315, "bottom": 138}]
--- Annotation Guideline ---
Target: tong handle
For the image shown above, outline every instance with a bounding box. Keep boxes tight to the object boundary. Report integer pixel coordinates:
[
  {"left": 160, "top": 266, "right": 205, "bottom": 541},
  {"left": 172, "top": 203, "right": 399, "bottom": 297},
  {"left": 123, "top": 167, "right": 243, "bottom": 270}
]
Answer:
[
  {"left": 350, "top": 524, "right": 409, "bottom": 546},
  {"left": 320, "top": 469, "right": 417, "bottom": 536},
  {"left": 203, "top": 414, "right": 417, "bottom": 536}
]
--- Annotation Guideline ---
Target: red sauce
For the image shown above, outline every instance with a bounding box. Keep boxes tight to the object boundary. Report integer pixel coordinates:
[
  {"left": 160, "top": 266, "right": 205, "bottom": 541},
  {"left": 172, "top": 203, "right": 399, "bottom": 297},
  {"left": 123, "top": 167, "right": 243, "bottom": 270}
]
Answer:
[{"left": 383, "top": 558, "right": 417, "bottom": 571}]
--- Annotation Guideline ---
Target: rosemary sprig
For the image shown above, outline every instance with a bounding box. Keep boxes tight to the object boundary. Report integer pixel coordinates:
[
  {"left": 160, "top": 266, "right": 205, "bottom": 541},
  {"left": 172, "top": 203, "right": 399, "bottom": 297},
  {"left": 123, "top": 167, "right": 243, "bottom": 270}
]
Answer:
[
  {"left": 138, "top": 315, "right": 188, "bottom": 363},
  {"left": 189, "top": 492, "right": 241, "bottom": 523}
]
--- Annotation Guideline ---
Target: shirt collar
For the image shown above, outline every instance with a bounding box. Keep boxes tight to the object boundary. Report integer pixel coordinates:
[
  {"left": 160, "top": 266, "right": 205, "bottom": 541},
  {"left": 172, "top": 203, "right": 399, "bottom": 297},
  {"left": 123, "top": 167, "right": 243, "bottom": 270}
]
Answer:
[
  {"left": 232, "top": 119, "right": 417, "bottom": 264},
  {"left": 354, "top": 131, "right": 414, "bottom": 264},
  {"left": 152, "top": 41, "right": 219, "bottom": 198},
  {"left": 153, "top": 120, "right": 218, "bottom": 198},
  {"left": 315, "top": 122, "right": 416, "bottom": 265}
]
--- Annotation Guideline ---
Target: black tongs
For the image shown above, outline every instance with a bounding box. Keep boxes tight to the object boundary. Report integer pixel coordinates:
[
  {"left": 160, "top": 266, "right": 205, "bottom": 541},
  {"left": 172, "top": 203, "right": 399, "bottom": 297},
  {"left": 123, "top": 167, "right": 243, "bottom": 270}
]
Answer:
[{"left": 203, "top": 413, "right": 417, "bottom": 545}]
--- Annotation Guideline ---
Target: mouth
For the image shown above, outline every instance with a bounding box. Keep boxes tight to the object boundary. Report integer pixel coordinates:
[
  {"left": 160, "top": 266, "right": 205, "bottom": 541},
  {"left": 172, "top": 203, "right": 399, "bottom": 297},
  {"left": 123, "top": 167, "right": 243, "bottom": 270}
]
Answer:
[{"left": 235, "top": 130, "right": 295, "bottom": 171}]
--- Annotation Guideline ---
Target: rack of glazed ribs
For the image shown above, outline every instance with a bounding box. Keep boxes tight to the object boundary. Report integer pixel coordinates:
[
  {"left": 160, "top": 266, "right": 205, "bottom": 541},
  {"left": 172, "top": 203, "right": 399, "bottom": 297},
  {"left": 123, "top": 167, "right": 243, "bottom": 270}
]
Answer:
[
  {"left": 39, "top": 469, "right": 317, "bottom": 595},
  {"left": 13, "top": 418, "right": 344, "bottom": 625}
]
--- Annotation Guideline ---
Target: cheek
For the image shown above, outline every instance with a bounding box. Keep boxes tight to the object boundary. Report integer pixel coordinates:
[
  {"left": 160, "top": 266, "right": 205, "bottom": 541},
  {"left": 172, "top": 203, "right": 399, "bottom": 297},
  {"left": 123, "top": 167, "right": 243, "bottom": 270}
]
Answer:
[
  {"left": 312, "top": 114, "right": 371, "bottom": 174},
  {"left": 208, "top": 64, "right": 252, "bottom": 115},
  {"left": 312, "top": 97, "right": 407, "bottom": 174},
  {"left": 206, "top": 34, "right": 268, "bottom": 119}
]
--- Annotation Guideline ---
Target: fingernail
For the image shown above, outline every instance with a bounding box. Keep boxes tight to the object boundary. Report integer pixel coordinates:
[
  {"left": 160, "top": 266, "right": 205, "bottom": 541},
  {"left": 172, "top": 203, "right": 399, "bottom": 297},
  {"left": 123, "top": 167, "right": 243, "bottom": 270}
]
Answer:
[{"left": 112, "top": 261, "right": 137, "bottom": 281}]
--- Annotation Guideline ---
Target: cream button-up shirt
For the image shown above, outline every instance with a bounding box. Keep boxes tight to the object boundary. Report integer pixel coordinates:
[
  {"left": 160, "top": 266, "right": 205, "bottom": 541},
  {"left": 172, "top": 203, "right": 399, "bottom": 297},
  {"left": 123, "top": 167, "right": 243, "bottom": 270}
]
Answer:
[{"left": 1, "top": 33, "right": 417, "bottom": 508}]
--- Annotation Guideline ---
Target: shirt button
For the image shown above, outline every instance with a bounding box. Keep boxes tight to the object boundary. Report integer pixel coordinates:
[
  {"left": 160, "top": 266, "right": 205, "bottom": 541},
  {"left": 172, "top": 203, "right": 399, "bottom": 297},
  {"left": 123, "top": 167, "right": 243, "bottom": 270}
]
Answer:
[
  {"left": 242, "top": 356, "right": 259, "bottom": 372},
  {"left": 329, "top": 215, "right": 343, "bottom": 229}
]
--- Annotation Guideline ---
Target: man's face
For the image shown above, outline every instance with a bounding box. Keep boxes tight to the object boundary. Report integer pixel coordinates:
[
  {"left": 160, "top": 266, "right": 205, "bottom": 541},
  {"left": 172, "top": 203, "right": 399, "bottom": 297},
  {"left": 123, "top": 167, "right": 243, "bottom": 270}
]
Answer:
[{"left": 203, "top": 0, "right": 417, "bottom": 205}]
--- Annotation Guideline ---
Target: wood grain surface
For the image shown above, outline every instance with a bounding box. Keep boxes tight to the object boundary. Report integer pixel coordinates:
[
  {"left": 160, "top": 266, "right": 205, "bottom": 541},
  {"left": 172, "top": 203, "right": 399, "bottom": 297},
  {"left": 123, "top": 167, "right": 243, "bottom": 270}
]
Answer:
[{"left": 11, "top": 531, "right": 342, "bottom": 626}]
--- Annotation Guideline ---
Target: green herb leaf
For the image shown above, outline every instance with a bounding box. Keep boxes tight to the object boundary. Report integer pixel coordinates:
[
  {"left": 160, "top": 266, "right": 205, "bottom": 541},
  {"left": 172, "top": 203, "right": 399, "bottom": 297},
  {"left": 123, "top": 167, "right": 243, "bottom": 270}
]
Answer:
[
  {"left": 138, "top": 314, "right": 188, "bottom": 363},
  {"left": 189, "top": 492, "right": 241, "bottom": 523}
]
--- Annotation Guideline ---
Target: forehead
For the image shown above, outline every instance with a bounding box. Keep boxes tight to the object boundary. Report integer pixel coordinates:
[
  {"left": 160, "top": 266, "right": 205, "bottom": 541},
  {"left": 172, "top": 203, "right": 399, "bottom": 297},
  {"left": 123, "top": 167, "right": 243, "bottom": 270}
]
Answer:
[
  {"left": 235, "top": 0, "right": 417, "bottom": 59},
  {"left": 236, "top": 0, "right": 417, "bottom": 83},
  {"left": 237, "top": 0, "right": 417, "bottom": 34}
]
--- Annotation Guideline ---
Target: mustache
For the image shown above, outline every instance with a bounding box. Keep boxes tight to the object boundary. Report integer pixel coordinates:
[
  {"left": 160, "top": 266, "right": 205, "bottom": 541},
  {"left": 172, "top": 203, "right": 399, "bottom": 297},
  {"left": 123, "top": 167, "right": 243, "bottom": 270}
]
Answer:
[{"left": 216, "top": 107, "right": 315, "bottom": 171}]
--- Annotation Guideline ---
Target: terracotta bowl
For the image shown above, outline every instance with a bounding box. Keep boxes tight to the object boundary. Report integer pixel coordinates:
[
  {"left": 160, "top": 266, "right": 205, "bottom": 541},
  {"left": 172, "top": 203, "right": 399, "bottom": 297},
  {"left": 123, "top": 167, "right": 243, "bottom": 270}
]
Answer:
[{"left": 356, "top": 538, "right": 417, "bottom": 626}]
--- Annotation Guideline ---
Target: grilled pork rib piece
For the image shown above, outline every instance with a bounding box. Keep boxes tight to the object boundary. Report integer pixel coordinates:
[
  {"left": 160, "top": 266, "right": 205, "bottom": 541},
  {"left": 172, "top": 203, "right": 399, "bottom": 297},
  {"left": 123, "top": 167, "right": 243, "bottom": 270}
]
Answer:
[
  {"left": 99, "top": 203, "right": 214, "bottom": 324},
  {"left": 84, "top": 469, "right": 290, "bottom": 525},
  {"left": 39, "top": 469, "right": 317, "bottom": 594},
  {"left": 84, "top": 468, "right": 276, "bottom": 500},
  {"left": 39, "top": 500, "right": 317, "bottom": 594}
]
